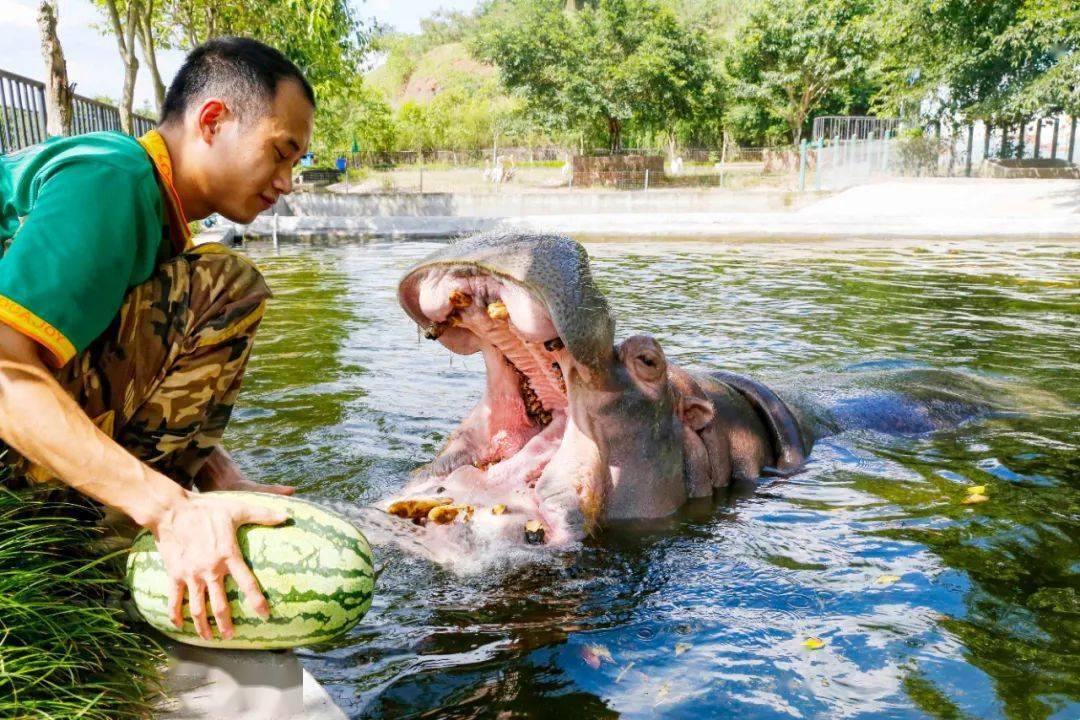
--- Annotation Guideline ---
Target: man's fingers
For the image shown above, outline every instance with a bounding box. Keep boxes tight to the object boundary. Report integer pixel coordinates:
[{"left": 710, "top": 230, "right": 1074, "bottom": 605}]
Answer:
[
  {"left": 235, "top": 502, "right": 290, "bottom": 526},
  {"left": 186, "top": 578, "right": 213, "bottom": 641},
  {"left": 227, "top": 557, "right": 271, "bottom": 619},
  {"left": 168, "top": 580, "right": 185, "bottom": 629},
  {"left": 262, "top": 484, "right": 296, "bottom": 496},
  {"left": 206, "top": 576, "right": 235, "bottom": 640}
]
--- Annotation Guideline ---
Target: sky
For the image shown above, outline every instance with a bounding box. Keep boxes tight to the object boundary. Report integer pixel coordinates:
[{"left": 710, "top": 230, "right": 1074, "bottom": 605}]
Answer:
[{"left": 0, "top": 0, "right": 479, "bottom": 110}]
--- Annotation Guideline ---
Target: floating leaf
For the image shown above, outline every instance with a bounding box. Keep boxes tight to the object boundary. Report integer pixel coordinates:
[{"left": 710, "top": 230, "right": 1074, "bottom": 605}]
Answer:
[
  {"left": 966, "top": 485, "right": 986, "bottom": 495},
  {"left": 874, "top": 574, "right": 901, "bottom": 586},
  {"left": 961, "top": 493, "right": 989, "bottom": 505},
  {"left": 803, "top": 636, "right": 826, "bottom": 650},
  {"left": 674, "top": 642, "right": 692, "bottom": 656},
  {"left": 581, "top": 643, "right": 613, "bottom": 669},
  {"left": 615, "top": 661, "right": 635, "bottom": 683}
]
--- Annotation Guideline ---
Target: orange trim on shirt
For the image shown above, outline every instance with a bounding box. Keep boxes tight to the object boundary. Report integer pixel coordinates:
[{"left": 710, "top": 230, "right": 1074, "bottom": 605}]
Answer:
[
  {"left": 137, "top": 130, "right": 193, "bottom": 252},
  {"left": 0, "top": 294, "right": 76, "bottom": 367}
]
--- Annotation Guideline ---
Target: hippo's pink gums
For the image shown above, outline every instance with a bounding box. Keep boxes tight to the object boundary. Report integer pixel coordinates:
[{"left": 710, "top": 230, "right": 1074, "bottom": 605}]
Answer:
[{"left": 376, "top": 233, "right": 811, "bottom": 553}]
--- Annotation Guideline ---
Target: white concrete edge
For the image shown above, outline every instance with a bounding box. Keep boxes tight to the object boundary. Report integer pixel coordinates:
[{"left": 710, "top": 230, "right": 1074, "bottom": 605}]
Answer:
[{"left": 227, "top": 213, "right": 1080, "bottom": 242}]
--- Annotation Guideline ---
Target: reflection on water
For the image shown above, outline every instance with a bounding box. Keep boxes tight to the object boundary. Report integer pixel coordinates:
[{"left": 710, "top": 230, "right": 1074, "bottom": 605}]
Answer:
[{"left": 227, "top": 239, "right": 1078, "bottom": 719}]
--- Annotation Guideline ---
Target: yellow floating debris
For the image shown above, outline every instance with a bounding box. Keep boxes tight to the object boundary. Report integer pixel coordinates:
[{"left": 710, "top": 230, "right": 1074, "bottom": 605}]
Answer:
[
  {"left": 492, "top": 503, "right": 507, "bottom": 515},
  {"left": 803, "top": 637, "right": 826, "bottom": 650},
  {"left": 674, "top": 642, "right": 692, "bottom": 656},
  {"left": 615, "top": 661, "right": 635, "bottom": 683},
  {"left": 966, "top": 485, "right": 987, "bottom": 495},
  {"left": 874, "top": 574, "right": 901, "bottom": 586},
  {"left": 388, "top": 497, "right": 453, "bottom": 520},
  {"left": 961, "top": 493, "right": 989, "bottom": 505}
]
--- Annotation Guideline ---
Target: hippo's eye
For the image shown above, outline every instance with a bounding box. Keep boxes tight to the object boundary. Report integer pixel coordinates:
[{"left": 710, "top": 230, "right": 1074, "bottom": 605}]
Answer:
[{"left": 638, "top": 354, "right": 657, "bottom": 368}]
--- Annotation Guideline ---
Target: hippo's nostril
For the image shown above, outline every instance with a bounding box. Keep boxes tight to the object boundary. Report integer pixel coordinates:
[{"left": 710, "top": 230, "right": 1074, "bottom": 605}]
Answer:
[{"left": 544, "top": 337, "right": 565, "bottom": 352}]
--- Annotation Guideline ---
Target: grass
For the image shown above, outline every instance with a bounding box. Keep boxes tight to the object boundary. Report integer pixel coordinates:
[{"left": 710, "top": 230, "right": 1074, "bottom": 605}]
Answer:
[{"left": 0, "top": 467, "right": 165, "bottom": 720}]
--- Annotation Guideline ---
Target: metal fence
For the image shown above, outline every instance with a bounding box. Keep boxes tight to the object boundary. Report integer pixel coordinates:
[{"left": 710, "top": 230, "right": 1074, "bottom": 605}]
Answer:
[
  {"left": 318, "top": 144, "right": 803, "bottom": 194},
  {"left": 806, "top": 115, "right": 1079, "bottom": 190},
  {"left": 1, "top": 68, "right": 155, "bottom": 155}
]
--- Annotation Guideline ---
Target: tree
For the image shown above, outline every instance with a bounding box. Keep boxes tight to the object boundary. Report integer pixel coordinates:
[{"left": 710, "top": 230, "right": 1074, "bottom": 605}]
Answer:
[
  {"left": 872, "top": 0, "right": 1079, "bottom": 125},
  {"left": 98, "top": 0, "right": 141, "bottom": 134},
  {"left": 473, "top": 0, "right": 715, "bottom": 151},
  {"left": 37, "top": 0, "right": 74, "bottom": 136},
  {"left": 725, "top": 0, "right": 876, "bottom": 145},
  {"left": 311, "top": 78, "right": 397, "bottom": 157},
  {"left": 135, "top": 0, "right": 167, "bottom": 115}
]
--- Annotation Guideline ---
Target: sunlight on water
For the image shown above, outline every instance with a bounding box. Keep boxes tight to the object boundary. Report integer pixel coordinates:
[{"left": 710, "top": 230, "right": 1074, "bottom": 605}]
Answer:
[{"left": 227, "top": 238, "right": 1078, "bottom": 719}]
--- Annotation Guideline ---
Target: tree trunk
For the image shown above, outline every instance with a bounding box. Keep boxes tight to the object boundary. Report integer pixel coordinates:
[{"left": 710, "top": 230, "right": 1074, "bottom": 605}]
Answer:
[
  {"left": 103, "top": 0, "right": 140, "bottom": 134},
  {"left": 607, "top": 116, "right": 622, "bottom": 153},
  {"left": 36, "top": 0, "right": 73, "bottom": 136},
  {"left": 136, "top": 0, "right": 165, "bottom": 116}
]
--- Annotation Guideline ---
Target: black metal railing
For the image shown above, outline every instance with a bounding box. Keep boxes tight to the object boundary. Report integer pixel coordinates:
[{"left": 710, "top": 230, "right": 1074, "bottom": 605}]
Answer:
[{"left": 1, "top": 68, "right": 155, "bottom": 155}]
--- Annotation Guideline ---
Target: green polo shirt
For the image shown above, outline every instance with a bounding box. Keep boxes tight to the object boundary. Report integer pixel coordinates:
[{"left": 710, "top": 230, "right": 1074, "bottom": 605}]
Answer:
[{"left": 0, "top": 131, "right": 166, "bottom": 366}]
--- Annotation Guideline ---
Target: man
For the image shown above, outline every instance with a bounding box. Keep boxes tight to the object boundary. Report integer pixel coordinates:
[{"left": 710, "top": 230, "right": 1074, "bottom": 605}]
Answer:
[{"left": 0, "top": 37, "right": 313, "bottom": 642}]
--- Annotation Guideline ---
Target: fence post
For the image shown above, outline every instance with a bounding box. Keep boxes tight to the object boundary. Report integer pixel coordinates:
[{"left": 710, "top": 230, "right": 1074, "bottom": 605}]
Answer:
[
  {"left": 965, "top": 124, "right": 974, "bottom": 176},
  {"left": 798, "top": 139, "right": 809, "bottom": 191},
  {"left": 813, "top": 138, "right": 822, "bottom": 191},
  {"left": 1069, "top": 116, "right": 1077, "bottom": 164},
  {"left": 643, "top": 168, "right": 649, "bottom": 191}
]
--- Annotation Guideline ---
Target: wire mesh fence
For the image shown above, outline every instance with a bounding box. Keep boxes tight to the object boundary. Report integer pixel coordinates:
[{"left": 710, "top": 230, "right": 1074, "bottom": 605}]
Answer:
[{"left": 1, "top": 68, "right": 155, "bottom": 155}]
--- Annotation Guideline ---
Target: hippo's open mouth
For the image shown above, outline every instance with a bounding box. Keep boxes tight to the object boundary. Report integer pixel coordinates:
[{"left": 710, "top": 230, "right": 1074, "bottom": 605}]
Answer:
[{"left": 388, "top": 258, "right": 590, "bottom": 545}]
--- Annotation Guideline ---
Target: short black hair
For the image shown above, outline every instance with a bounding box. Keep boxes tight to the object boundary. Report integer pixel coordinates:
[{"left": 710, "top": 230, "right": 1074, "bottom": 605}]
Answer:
[{"left": 160, "top": 36, "right": 315, "bottom": 126}]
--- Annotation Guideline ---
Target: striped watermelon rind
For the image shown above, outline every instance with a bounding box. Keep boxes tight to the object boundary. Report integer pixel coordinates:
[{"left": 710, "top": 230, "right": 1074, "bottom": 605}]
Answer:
[{"left": 126, "top": 491, "right": 374, "bottom": 650}]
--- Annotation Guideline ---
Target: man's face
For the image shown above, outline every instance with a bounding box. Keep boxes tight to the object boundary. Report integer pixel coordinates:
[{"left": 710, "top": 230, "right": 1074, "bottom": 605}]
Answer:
[{"left": 202, "top": 79, "right": 314, "bottom": 224}]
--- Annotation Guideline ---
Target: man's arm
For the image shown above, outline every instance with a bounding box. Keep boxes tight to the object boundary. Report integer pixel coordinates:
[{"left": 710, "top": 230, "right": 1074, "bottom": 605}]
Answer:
[{"left": 0, "top": 324, "right": 285, "bottom": 641}]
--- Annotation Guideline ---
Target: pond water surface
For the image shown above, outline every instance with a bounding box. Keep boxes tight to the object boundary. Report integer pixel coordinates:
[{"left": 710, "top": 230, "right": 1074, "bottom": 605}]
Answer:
[{"left": 228, "top": 238, "right": 1078, "bottom": 719}]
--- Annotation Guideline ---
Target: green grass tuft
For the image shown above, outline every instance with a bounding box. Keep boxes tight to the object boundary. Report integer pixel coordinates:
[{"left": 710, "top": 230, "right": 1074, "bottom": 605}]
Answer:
[{"left": 0, "top": 477, "right": 166, "bottom": 720}]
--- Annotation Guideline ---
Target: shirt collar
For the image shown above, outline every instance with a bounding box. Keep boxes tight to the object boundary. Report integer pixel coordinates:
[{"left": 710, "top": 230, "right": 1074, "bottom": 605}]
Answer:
[{"left": 137, "top": 129, "right": 192, "bottom": 251}]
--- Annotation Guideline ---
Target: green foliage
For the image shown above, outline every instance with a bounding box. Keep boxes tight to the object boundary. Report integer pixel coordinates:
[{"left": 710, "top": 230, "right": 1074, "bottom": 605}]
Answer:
[
  {"left": 725, "top": 0, "right": 876, "bottom": 145},
  {"left": 871, "top": 0, "right": 1079, "bottom": 122},
  {"left": 473, "top": 0, "right": 719, "bottom": 150},
  {"left": 0, "top": 487, "right": 165, "bottom": 719},
  {"left": 313, "top": 78, "right": 396, "bottom": 157}
]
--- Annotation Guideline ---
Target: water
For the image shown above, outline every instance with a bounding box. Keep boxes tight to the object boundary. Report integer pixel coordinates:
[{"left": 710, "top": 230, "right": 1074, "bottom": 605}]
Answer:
[{"left": 227, "top": 238, "right": 1078, "bottom": 719}]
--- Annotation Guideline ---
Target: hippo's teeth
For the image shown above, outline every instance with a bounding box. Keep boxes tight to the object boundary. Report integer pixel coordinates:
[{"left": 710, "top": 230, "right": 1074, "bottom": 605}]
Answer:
[
  {"left": 389, "top": 497, "right": 453, "bottom": 520},
  {"left": 543, "top": 337, "right": 565, "bottom": 352},
  {"left": 428, "top": 505, "right": 461, "bottom": 524},
  {"left": 524, "top": 520, "right": 546, "bottom": 545},
  {"left": 449, "top": 291, "right": 472, "bottom": 309},
  {"left": 487, "top": 301, "right": 509, "bottom": 321},
  {"left": 423, "top": 322, "right": 446, "bottom": 340}
]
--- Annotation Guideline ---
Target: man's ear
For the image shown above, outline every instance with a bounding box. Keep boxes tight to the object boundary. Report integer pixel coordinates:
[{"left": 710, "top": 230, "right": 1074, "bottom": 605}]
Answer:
[
  {"left": 679, "top": 395, "right": 714, "bottom": 432},
  {"left": 196, "top": 99, "right": 228, "bottom": 142}
]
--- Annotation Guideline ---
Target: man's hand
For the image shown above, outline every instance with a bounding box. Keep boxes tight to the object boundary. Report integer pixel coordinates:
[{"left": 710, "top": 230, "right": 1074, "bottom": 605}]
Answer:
[
  {"left": 149, "top": 492, "right": 288, "bottom": 640},
  {"left": 195, "top": 446, "right": 295, "bottom": 496}
]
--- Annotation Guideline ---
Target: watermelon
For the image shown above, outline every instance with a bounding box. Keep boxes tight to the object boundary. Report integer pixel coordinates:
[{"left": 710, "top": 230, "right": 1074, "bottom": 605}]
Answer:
[{"left": 126, "top": 492, "right": 374, "bottom": 650}]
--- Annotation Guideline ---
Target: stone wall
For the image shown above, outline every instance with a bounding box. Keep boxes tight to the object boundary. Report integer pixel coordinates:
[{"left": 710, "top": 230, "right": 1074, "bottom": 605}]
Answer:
[{"left": 571, "top": 154, "right": 665, "bottom": 187}]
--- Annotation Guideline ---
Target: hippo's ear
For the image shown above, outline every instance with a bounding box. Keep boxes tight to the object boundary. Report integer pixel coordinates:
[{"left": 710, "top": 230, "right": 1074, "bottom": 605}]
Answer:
[{"left": 679, "top": 395, "right": 714, "bottom": 432}]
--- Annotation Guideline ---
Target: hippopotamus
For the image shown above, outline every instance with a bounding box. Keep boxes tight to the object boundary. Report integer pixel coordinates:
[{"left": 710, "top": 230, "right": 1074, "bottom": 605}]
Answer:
[
  {"left": 365, "top": 232, "right": 1020, "bottom": 562},
  {"left": 369, "top": 232, "right": 824, "bottom": 555}
]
